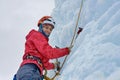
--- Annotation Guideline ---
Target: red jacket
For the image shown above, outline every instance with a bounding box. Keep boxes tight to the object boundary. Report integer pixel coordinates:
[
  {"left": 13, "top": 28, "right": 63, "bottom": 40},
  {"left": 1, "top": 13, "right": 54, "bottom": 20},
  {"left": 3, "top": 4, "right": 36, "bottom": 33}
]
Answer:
[{"left": 21, "top": 29, "right": 70, "bottom": 74}]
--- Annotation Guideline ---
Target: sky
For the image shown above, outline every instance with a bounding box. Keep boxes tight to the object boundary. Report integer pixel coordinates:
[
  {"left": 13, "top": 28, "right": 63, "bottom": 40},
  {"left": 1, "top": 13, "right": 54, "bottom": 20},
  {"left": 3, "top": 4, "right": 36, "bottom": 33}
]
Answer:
[{"left": 0, "top": 0, "right": 55, "bottom": 80}]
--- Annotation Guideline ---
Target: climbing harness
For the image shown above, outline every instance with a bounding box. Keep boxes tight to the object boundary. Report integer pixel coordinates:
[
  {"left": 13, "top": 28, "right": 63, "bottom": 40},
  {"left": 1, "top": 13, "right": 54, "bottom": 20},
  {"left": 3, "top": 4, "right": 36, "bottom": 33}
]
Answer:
[{"left": 43, "top": 0, "right": 84, "bottom": 80}]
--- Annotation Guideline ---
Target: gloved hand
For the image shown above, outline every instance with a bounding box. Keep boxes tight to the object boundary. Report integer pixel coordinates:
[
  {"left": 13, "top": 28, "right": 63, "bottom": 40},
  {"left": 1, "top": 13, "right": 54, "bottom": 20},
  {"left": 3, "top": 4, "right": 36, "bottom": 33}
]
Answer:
[{"left": 53, "top": 61, "right": 60, "bottom": 71}]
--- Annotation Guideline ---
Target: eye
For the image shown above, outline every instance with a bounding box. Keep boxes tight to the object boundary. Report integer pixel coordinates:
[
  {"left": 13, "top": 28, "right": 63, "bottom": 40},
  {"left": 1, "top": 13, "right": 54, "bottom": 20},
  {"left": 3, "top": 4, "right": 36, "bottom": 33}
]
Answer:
[{"left": 49, "top": 28, "right": 53, "bottom": 31}]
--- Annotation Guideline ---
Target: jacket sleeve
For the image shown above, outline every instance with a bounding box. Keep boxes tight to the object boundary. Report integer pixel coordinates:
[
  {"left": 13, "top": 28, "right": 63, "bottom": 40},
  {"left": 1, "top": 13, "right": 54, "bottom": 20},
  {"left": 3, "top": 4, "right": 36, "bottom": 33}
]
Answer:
[
  {"left": 44, "top": 62, "right": 55, "bottom": 70},
  {"left": 32, "top": 35, "right": 70, "bottom": 59}
]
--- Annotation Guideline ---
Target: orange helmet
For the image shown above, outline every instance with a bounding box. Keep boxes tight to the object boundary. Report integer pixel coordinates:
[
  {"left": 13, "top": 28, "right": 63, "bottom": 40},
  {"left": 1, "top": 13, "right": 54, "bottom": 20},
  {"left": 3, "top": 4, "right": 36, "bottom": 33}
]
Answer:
[{"left": 37, "top": 16, "right": 55, "bottom": 27}]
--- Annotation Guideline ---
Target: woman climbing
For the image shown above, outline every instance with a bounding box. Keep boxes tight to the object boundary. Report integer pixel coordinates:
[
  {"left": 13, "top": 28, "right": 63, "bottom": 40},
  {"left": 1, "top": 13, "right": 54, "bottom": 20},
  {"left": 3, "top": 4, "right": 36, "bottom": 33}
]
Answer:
[{"left": 15, "top": 16, "right": 72, "bottom": 80}]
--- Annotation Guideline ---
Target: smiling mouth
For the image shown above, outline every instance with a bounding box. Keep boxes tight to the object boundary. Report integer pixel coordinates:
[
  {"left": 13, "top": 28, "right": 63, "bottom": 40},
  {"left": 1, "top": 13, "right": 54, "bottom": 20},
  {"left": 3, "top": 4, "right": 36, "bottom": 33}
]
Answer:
[{"left": 45, "top": 32, "right": 50, "bottom": 35}]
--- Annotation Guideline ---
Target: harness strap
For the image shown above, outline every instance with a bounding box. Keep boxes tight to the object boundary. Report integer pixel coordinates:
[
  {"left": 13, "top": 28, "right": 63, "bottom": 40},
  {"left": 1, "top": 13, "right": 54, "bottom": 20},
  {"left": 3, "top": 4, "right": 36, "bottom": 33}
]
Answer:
[
  {"left": 24, "top": 54, "right": 49, "bottom": 79},
  {"left": 24, "top": 55, "right": 43, "bottom": 67}
]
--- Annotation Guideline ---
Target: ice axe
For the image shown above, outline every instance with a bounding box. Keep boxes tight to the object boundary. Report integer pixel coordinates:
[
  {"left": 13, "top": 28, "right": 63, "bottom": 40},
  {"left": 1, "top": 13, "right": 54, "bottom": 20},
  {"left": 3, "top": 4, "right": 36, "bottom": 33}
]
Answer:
[{"left": 76, "top": 27, "right": 83, "bottom": 38}]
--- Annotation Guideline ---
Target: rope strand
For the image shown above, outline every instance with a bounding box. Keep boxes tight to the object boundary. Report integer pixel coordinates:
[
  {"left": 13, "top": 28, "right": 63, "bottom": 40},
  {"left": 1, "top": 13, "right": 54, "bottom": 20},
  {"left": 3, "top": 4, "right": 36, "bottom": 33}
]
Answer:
[{"left": 51, "top": 0, "right": 84, "bottom": 80}]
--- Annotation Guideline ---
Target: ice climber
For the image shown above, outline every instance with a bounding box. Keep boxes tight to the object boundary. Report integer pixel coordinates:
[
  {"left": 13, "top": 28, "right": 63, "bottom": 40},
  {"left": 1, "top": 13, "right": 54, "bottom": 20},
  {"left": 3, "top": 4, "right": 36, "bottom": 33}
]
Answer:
[{"left": 15, "top": 16, "right": 71, "bottom": 80}]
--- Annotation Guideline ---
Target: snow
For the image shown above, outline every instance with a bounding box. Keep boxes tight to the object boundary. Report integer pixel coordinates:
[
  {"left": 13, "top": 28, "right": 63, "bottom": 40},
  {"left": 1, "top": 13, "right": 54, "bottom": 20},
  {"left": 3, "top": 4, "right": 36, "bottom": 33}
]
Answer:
[{"left": 48, "top": 0, "right": 120, "bottom": 80}]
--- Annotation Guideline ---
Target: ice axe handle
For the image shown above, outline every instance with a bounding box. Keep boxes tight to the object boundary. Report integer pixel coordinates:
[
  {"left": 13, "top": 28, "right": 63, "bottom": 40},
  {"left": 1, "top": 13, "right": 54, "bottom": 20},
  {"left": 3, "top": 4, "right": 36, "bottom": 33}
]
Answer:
[
  {"left": 77, "top": 27, "right": 83, "bottom": 35},
  {"left": 56, "top": 62, "right": 60, "bottom": 71}
]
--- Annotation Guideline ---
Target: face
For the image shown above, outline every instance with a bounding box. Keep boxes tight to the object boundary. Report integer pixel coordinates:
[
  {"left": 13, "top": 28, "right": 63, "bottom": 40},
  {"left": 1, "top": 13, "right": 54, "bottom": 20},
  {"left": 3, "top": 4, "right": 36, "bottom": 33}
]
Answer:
[{"left": 42, "top": 24, "right": 54, "bottom": 36}]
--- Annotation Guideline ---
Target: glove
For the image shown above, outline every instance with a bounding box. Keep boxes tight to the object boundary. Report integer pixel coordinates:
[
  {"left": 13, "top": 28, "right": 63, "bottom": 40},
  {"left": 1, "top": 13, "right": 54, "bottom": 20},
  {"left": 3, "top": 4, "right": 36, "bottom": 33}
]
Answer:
[{"left": 53, "top": 61, "right": 60, "bottom": 71}]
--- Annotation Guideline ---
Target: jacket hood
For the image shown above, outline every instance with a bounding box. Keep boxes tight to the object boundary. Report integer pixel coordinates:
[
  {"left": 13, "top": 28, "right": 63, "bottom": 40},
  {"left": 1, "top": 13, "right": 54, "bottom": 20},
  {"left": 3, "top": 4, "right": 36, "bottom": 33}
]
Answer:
[
  {"left": 26, "top": 29, "right": 48, "bottom": 41},
  {"left": 26, "top": 29, "right": 35, "bottom": 40}
]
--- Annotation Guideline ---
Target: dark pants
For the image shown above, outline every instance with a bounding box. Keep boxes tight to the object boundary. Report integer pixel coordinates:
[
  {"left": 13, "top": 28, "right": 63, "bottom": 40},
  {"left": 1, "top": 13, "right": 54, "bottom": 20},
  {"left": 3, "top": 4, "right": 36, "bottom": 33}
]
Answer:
[{"left": 16, "top": 63, "right": 43, "bottom": 80}]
